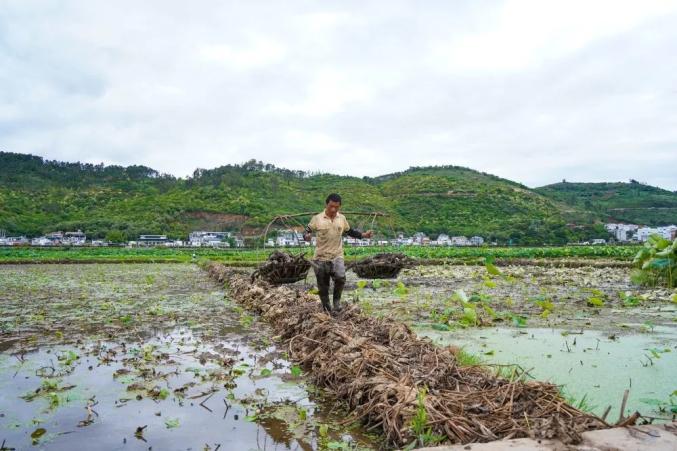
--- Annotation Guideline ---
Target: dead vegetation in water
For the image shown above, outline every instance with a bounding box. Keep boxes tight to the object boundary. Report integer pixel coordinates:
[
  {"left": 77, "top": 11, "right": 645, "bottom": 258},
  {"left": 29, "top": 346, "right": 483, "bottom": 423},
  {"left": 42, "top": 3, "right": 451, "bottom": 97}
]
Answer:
[
  {"left": 0, "top": 263, "right": 380, "bottom": 450},
  {"left": 0, "top": 264, "right": 235, "bottom": 350},
  {"left": 360, "top": 264, "right": 677, "bottom": 334},
  {"left": 205, "top": 261, "right": 609, "bottom": 447}
]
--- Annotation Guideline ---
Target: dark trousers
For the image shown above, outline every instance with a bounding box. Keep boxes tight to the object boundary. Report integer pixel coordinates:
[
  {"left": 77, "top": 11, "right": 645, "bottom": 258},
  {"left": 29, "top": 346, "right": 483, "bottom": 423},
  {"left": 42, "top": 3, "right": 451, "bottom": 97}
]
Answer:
[{"left": 312, "top": 257, "right": 346, "bottom": 312}]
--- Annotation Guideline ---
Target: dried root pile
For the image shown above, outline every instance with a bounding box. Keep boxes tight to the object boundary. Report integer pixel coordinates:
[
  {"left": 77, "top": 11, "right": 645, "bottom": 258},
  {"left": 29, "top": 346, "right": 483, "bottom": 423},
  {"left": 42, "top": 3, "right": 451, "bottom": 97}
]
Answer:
[
  {"left": 251, "top": 251, "right": 311, "bottom": 284},
  {"left": 349, "top": 253, "right": 413, "bottom": 279},
  {"left": 206, "top": 261, "right": 607, "bottom": 447}
]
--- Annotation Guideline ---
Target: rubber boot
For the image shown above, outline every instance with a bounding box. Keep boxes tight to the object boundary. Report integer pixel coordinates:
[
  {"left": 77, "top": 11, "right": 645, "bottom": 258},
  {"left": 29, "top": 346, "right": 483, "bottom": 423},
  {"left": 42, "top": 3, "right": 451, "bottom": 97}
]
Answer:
[
  {"left": 332, "top": 277, "right": 346, "bottom": 313},
  {"left": 319, "top": 294, "right": 332, "bottom": 313},
  {"left": 314, "top": 261, "right": 332, "bottom": 313}
]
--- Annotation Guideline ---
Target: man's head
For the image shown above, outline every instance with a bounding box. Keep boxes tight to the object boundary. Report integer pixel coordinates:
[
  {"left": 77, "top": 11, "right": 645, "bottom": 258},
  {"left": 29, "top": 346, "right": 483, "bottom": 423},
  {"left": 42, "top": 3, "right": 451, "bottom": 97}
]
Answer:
[{"left": 325, "top": 193, "right": 342, "bottom": 217}]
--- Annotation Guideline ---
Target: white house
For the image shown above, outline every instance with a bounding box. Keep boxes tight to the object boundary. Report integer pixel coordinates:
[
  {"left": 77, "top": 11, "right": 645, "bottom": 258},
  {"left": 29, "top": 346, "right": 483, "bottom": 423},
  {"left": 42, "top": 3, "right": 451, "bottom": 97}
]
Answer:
[
  {"left": 412, "top": 232, "right": 428, "bottom": 245},
  {"left": 658, "top": 225, "right": 677, "bottom": 240},
  {"left": 605, "top": 223, "right": 639, "bottom": 242},
  {"left": 45, "top": 231, "right": 64, "bottom": 244},
  {"left": 64, "top": 230, "right": 86, "bottom": 245},
  {"left": 8, "top": 237, "right": 22, "bottom": 245},
  {"left": 344, "top": 237, "right": 371, "bottom": 246},
  {"left": 393, "top": 234, "right": 413, "bottom": 246},
  {"left": 636, "top": 227, "right": 658, "bottom": 242},
  {"left": 437, "top": 234, "right": 452, "bottom": 246},
  {"left": 189, "top": 231, "right": 231, "bottom": 247},
  {"left": 634, "top": 226, "right": 676, "bottom": 242},
  {"left": 138, "top": 235, "right": 169, "bottom": 246},
  {"left": 4, "top": 236, "right": 28, "bottom": 245},
  {"left": 451, "top": 236, "right": 470, "bottom": 246},
  {"left": 615, "top": 228, "right": 628, "bottom": 242},
  {"left": 469, "top": 236, "right": 484, "bottom": 246},
  {"left": 276, "top": 230, "right": 300, "bottom": 246},
  {"left": 31, "top": 237, "right": 52, "bottom": 246}
]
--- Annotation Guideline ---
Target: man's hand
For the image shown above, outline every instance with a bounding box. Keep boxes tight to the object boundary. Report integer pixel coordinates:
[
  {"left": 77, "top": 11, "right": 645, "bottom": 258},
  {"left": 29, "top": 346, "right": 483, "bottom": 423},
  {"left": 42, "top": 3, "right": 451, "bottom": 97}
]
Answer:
[{"left": 362, "top": 230, "right": 374, "bottom": 239}]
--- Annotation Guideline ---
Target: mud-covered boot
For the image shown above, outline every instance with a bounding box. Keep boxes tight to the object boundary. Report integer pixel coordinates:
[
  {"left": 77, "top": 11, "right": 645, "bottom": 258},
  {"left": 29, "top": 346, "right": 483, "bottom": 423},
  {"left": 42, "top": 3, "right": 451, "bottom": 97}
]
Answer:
[
  {"left": 332, "top": 277, "right": 345, "bottom": 314},
  {"left": 319, "top": 294, "right": 332, "bottom": 313}
]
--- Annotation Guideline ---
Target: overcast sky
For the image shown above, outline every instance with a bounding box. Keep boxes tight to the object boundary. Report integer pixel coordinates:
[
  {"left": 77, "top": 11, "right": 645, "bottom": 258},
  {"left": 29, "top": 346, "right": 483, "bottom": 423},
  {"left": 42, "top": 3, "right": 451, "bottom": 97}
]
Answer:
[{"left": 1, "top": 0, "right": 676, "bottom": 189}]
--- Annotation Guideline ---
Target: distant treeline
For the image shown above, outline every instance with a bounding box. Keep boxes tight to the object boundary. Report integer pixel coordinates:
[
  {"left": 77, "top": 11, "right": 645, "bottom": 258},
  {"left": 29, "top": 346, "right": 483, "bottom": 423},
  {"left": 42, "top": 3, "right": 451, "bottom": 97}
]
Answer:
[{"left": 1, "top": 151, "right": 674, "bottom": 244}]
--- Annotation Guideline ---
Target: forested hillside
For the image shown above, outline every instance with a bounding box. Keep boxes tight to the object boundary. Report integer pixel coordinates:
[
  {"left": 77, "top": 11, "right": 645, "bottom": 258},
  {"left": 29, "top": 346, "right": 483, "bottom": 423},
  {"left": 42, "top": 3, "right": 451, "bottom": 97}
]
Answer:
[{"left": 1, "top": 152, "right": 646, "bottom": 244}]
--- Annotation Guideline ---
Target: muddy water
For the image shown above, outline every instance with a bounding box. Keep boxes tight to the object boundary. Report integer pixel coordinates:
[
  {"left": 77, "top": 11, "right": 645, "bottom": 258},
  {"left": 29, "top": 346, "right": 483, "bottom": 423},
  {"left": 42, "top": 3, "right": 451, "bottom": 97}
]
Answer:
[
  {"left": 417, "top": 326, "right": 677, "bottom": 422},
  {"left": 0, "top": 264, "right": 377, "bottom": 450}
]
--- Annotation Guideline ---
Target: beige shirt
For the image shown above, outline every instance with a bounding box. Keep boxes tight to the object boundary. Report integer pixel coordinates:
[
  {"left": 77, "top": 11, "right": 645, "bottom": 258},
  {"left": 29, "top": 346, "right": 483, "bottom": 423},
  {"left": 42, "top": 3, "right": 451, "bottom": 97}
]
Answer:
[{"left": 308, "top": 211, "right": 350, "bottom": 261}]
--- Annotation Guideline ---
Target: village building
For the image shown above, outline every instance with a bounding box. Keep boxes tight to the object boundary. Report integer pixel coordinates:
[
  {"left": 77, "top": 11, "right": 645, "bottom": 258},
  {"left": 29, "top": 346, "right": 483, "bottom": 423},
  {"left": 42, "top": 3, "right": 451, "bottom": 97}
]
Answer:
[{"left": 137, "top": 234, "right": 170, "bottom": 246}]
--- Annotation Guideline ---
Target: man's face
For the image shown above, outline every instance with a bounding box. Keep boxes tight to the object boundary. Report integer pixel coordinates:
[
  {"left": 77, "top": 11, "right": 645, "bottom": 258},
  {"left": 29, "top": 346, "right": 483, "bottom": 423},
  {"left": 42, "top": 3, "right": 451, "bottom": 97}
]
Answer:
[{"left": 325, "top": 200, "right": 341, "bottom": 217}]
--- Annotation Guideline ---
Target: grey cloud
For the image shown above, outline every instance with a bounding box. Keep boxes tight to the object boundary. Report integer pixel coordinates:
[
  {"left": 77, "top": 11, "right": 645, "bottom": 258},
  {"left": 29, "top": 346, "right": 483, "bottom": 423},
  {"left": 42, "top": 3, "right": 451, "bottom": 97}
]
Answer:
[{"left": 0, "top": 0, "right": 675, "bottom": 189}]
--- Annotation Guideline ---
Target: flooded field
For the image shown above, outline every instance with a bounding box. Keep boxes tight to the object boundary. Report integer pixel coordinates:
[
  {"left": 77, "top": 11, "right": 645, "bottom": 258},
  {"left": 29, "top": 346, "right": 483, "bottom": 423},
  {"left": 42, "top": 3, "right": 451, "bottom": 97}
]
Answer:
[
  {"left": 418, "top": 326, "right": 677, "bottom": 421},
  {"left": 2, "top": 261, "right": 675, "bottom": 449},
  {"left": 300, "top": 263, "right": 677, "bottom": 422},
  {"left": 0, "top": 264, "right": 377, "bottom": 450},
  {"left": 344, "top": 265, "right": 676, "bottom": 333}
]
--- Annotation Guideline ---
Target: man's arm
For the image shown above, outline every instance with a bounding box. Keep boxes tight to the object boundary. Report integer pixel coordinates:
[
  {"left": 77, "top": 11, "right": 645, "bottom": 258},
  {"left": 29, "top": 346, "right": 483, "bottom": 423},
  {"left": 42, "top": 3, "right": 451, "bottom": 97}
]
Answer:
[
  {"left": 344, "top": 228, "right": 373, "bottom": 239},
  {"left": 303, "top": 225, "right": 313, "bottom": 242},
  {"left": 342, "top": 216, "right": 372, "bottom": 239},
  {"left": 303, "top": 216, "right": 316, "bottom": 242}
]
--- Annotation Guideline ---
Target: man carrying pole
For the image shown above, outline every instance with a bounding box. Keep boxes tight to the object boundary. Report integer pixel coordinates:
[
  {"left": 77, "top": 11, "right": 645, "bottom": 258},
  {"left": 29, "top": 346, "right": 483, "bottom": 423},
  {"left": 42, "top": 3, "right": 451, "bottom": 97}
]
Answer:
[{"left": 303, "top": 193, "right": 373, "bottom": 314}]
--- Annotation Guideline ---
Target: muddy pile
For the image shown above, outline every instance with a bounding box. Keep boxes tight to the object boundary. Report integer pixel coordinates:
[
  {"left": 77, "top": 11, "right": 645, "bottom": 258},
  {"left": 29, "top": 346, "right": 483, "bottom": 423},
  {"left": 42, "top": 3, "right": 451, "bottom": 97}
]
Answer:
[
  {"left": 349, "top": 252, "right": 413, "bottom": 279},
  {"left": 205, "top": 261, "right": 608, "bottom": 447},
  {"left": 251, "top": 251, "right": 311, "bottom": 284}
]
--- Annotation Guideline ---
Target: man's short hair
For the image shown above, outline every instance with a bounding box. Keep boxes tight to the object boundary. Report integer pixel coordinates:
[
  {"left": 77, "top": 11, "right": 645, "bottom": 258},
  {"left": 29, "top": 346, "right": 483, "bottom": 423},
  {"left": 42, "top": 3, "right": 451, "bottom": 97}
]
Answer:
[{"left": 325, "top": 193, "right": 342, "bottom": 204}]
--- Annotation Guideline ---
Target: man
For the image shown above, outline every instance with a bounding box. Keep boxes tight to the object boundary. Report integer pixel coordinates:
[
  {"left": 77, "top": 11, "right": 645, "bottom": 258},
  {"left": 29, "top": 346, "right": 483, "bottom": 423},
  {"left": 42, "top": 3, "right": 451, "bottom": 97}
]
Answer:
[{"left": 304, "top": 193, "right": 373, "bottom": 313}]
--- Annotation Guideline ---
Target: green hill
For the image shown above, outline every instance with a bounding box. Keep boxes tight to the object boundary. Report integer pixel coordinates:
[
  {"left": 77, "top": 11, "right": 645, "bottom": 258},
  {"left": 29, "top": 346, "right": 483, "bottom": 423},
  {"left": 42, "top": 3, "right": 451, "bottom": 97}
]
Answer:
[
  {"left": 536, "top": 181, "right": 677, "bottom": 226},
  {"left": 371, "top": 166, "right": 583, "bottom": 243},
  {"left": 0, "top": 152, "right": 624, "bottom": 244}
]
